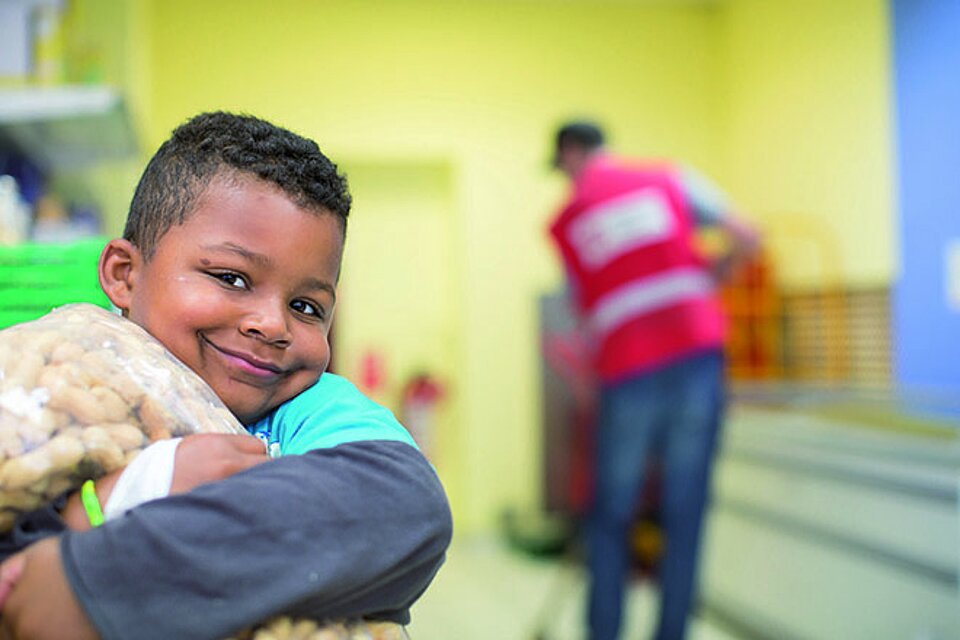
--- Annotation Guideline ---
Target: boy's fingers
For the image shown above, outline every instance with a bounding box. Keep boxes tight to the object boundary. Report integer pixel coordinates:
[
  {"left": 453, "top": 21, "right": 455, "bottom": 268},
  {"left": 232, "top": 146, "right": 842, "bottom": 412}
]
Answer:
[
  {"left": 186, "top": 433, "right": 267, "bottom": 455},
  {"left": 0, "top": 553, "right": 26, "bottom": 609},
  {"left": 219, "top": 434, "right": 269, "bottom": 459},
  {"left": 0, "top": 554, "right": 25, "bottom": 610},
  {"left": 230, "top": 434, "right": 269, "bottom": 455},
  {"left": 170, "top": 434, "right": 270, "bottom": 493}
]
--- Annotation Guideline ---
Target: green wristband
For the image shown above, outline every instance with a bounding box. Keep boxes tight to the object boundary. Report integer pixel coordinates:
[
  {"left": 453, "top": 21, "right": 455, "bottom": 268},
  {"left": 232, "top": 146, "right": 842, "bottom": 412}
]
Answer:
[{"left": 80, "top": 479, "right": 104, "bottom": 527}]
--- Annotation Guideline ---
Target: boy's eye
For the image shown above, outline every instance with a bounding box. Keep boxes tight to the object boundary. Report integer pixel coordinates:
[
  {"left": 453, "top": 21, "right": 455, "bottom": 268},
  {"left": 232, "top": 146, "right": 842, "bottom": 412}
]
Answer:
[
  {"left": 213, "top": 272, "right": 249, "bottom": 290},
  {"left": 291, "top": 299, "right": 323, "bottom": 319}
]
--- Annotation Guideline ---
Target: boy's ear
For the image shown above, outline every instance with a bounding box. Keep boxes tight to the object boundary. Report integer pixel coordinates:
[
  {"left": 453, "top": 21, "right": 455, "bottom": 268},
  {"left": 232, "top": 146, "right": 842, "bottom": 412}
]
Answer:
[{"left": 98, "top": 239, "right": 142, "bottom": 313}]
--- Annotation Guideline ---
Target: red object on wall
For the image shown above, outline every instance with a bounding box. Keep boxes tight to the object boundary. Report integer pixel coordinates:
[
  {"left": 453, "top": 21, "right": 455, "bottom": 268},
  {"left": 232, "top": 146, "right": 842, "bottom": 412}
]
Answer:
[
  {"left": 401, "top": 374, "right": 445, "bottom": 458},
  {"left": 358, "top": 350, "right": 387, "bottom": 395}
]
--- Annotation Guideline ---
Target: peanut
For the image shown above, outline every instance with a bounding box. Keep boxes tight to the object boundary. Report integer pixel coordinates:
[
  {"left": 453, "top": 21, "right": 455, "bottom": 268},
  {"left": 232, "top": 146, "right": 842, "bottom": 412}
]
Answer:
[
  {"left": 291, "top": 620, "right": 319, "bottom": 638},
  {"left": 37, "top": 408, "right": 70, "bottom": 433},
  {"left": 0, "top": 488, "right": 37, "bottom": 510},
  {"left": 139, "top": 396, "right": 175, "bottom": 440},
  {"left": 46, "top": 475, "right": 74, "bottom": 497},
  {"left": 90, "top": 386, "right": 131, "bottom": 423},
  {"left": 0, "top": 430, "right": 24, "bottom": 459},
  {"left": 103, "top": 370, "right": 145, "bottom": 405},
  {"left": 103, "top": 423, "right": 148, "bottom": 451},
  {"left": 3, "top": 351, "right": 45, "bottom": 390},
  {"left": 82, "top": 426, "right": 126, "bottom": 472},
  {"left": 49, "top": 341, "right": 86, "bottom": 364},
  {"left": 0, "top": 448, "right": 53, "bottom": 489},
  {"left": 44, "top": 433, "right": 86, "bottom": 469},
  {"left": 48, "top": 385, "right": 107, "bottom": 425},
  {"left": 27, "top": 330, "right": 61, "bottom": 360}
]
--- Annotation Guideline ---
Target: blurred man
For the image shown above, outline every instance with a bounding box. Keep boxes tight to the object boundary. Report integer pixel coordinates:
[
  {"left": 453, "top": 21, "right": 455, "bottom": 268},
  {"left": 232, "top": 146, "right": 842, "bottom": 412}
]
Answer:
[{"left": 546, "top": 121, "right": 759, "bottom": 640}]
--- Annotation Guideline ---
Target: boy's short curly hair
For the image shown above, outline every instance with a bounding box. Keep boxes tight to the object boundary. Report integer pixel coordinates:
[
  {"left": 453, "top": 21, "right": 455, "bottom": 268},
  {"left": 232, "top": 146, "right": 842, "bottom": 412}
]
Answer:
[{"left": 124, "top": 111, "right": 352, "bottom": 260}]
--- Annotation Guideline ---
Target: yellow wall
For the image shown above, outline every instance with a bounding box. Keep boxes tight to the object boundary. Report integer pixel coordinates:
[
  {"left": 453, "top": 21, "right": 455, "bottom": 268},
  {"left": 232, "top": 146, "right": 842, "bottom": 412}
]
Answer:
[
  {"left": 142, "top": 0, "right": 720, "bottom": 532},
  {"left": 714, "top": 0, "right": 895, "bottom": 289},
  {"left": 133, "top": 0, "right": 892, "bottom": 533}
]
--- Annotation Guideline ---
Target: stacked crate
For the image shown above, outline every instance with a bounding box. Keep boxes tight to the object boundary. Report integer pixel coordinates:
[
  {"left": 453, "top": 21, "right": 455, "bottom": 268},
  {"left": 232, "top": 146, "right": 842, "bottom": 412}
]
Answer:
[{"left": 0, "top": 238, "right": 111, "bottom": 329}]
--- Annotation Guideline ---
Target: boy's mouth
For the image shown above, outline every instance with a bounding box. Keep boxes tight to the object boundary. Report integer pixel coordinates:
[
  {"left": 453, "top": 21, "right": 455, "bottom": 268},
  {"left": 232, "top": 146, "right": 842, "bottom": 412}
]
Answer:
[{"left": 200, "top": 335, "right": 285, "bottom": 379}]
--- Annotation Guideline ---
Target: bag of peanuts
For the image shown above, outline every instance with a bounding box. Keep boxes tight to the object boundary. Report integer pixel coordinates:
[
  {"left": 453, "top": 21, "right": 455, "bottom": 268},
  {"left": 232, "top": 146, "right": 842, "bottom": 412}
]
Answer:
[
  {"left": 0, "top": 303, "right": 410, "bottom": 640},
  {"left": 235, "top": 617, "right": 410, "bottom": 640},
  {"left": 0, "top": 303, "right": 246, "bottom": 530}
]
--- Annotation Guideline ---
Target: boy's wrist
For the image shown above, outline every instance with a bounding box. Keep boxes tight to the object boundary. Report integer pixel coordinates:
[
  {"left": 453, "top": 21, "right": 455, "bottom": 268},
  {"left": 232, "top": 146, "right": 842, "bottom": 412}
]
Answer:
[{"left": 61, "top": 471, "right": 122, "bottom": 531}]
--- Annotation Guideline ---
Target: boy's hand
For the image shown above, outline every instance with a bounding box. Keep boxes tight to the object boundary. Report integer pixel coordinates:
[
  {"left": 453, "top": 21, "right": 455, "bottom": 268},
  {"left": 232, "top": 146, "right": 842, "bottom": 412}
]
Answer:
[
  {"left": 170, "top": 434, "right": 270, "bottom": 494},
  {"left": 0, "top": 553, "right": 25, "bottom": 610},
  {"left": 0, "top": 538, "right": 97, "bottom": 640}
]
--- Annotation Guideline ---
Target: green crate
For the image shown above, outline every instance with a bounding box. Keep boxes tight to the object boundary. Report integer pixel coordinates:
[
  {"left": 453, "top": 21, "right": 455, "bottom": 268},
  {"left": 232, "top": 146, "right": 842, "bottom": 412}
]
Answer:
[{"left": 0, "top": 238, "right": 112, "bottom": 329}]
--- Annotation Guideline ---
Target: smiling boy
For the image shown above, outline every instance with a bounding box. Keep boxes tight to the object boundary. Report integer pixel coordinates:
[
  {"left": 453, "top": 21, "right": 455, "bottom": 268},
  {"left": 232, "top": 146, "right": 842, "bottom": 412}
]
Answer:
[{"left": 0, "top": 112, "right": 452, "bottom": 640}]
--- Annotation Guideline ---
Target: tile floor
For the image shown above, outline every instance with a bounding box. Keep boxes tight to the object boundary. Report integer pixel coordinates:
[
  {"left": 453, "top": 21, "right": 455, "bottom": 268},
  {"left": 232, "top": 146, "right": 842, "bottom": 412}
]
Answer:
[{"left": 407, "top": 535, "right": 741, "bottom": 640}]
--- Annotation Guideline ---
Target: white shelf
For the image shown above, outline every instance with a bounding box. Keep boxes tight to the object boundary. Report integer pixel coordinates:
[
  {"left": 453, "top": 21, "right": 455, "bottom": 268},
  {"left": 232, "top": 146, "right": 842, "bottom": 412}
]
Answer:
[{"left": 0, "top": 85, "right": 138, "bottom": 171}]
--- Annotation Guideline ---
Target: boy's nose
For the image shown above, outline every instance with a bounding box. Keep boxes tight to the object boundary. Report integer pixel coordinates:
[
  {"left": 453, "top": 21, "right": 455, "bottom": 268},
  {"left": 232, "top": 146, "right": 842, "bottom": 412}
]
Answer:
[{"left": 239, "top": 308, "right": 292, "bottom": 347}]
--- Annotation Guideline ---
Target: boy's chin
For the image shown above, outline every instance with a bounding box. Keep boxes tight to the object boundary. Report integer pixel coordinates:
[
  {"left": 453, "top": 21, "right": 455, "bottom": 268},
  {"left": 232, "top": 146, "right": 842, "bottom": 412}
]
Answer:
[
  {"left": 226, "top": 382, "right": 317, "bottom": 425},
  {"left": 232, "top": 407, "right": 268, "bottom": 426},
  {"left": 219, "top": 398, "right": 266, "bottom": 426}
]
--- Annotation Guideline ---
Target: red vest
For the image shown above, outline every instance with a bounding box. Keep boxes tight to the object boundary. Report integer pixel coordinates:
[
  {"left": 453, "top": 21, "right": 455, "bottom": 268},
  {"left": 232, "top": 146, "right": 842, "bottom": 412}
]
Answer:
[{"left": 549, "top": 156, "right": 726, "bottom": 382}]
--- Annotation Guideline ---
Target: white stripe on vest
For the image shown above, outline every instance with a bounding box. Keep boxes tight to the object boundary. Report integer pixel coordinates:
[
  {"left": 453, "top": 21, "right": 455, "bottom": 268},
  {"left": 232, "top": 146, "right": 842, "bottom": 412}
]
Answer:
[
  {"left": 569, "top": 187, "right": 675, "bottom": 270},
  {"left": 588, "top": 267, "right": 715, "bottom": 338}
]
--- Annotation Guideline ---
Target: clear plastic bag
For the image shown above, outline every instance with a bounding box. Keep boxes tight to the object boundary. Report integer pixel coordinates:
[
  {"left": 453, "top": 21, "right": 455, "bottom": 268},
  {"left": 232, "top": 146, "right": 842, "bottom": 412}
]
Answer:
[
  {"left": 0, "top": 303, "right": 246, "bottom": 530},
  {"left": 233, "top": 617, "right": 410, "bottom": 640}
]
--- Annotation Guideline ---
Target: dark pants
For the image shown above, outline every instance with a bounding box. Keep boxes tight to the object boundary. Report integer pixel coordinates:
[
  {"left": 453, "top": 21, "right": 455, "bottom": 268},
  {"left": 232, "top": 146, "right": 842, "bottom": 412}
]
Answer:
[{"left": 587, "top": 349, "right": 725, "bottom": 640}]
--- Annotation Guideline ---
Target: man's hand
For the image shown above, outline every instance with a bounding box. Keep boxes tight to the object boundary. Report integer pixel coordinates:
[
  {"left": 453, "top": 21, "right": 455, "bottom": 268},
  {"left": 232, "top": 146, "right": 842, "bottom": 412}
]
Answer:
[
  {"left": 170, "top": 433, "right": 270, "bottom": 494},
  {"left": 711, "top": 214, "right": 762, "bottom": 285},
  {"left": 0, "top": 538, "right": 97, "bottom": 640}
]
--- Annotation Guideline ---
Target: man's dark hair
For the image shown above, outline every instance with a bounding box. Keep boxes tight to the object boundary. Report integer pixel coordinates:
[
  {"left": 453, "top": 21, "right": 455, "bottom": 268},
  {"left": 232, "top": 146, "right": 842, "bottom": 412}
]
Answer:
[
  {"left": 124, "top": 111, "right": 352, "bottom": 259},
  {"left": 554, "top": 120, "right": 606, "bottom": 157}
]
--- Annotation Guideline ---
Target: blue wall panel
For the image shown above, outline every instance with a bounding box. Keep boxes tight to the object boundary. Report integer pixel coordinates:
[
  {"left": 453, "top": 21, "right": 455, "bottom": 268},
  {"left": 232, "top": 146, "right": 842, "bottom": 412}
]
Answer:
[{"left": 892, "top": 0, "right": 960, "bottom": 390}]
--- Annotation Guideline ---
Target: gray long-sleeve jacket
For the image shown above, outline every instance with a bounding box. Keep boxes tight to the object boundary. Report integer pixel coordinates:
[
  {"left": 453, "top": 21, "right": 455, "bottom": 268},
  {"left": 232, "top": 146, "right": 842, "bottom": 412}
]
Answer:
[{"left": 3, "top": 440, "right": 452, "bottom": 640}]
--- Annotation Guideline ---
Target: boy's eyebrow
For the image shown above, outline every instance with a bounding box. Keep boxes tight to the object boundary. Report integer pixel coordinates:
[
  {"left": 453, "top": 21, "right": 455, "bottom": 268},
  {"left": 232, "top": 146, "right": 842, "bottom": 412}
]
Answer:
[
  {"left": 201, "top": 242, "right": 337, "bottom": 300},
  {"left": 301, "top": 276, "right": 337, "bottom": 302},
  {"left": 202, "top": 242, "right": 269, "bottom": 266}
]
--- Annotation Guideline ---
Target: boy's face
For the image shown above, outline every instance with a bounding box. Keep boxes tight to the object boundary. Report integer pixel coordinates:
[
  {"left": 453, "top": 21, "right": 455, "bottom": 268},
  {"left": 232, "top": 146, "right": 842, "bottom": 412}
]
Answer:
[{"left": 102, "top": 176, "right": 343, "bottom": 424}]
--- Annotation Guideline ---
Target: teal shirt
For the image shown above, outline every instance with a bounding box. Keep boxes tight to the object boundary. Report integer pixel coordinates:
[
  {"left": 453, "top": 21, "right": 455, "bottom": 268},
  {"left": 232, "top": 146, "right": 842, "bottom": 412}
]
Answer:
[{"left": 248, "top": 373, "right": 417, "bottom": 457}]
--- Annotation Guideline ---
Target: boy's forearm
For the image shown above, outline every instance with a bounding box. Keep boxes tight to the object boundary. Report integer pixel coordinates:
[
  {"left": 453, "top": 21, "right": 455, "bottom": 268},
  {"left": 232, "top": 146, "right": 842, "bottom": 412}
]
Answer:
[{"left": 60, "top": 440, "right": 451, "bottom": 640}]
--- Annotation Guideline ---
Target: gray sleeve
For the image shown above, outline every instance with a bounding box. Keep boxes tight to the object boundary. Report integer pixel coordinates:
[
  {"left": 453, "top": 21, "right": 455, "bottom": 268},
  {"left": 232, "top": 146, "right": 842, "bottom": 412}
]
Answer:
[
  {"left": 677, "top": 165, "right": 733, "bottom": 225},
  {"left": 60, "top": 440, "right": 452, "bottom": 640}
]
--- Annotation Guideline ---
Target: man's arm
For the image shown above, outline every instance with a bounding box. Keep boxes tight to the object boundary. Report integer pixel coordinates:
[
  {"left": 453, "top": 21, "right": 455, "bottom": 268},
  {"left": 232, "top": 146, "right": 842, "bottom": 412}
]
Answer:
[
  {"left": 54, "top": 440, "right": 450, "bottom": 640},
  {"left": 678, "top": 165, "right": 761, "bottom": 283},
  {"left": 710, "top": 214, "right": 761, "bottom": 283}
]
